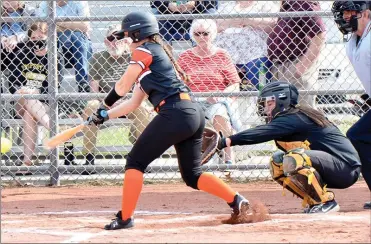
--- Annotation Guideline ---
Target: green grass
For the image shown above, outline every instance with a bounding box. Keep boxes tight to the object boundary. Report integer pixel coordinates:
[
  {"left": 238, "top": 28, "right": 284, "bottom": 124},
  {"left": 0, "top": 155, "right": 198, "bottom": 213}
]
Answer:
[
  {"left": 1, "top": 117, "right": 360, "bottom": 157},
  {"left": 70, "top": 126, "right": 132, "bottom": 147}
]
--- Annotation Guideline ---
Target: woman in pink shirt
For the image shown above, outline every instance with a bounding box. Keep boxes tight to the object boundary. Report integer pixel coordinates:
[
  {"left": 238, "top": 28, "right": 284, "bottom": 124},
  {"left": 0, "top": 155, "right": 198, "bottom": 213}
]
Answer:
[{"left": 178, "top": 19, "right": 241, "bottom": 165}]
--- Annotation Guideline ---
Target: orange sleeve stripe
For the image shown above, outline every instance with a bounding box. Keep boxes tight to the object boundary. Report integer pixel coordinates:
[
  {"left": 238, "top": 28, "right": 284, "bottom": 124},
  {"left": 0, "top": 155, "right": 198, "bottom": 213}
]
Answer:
[{"left": 131, "top": 48, "right": 153, "bottom": 69}]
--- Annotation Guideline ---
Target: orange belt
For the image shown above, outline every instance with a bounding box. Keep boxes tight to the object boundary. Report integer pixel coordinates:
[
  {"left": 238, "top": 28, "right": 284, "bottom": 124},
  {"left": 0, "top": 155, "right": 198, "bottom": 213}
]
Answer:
[{"left": 155, "top": 93, "right": 191, "bottom": 112}]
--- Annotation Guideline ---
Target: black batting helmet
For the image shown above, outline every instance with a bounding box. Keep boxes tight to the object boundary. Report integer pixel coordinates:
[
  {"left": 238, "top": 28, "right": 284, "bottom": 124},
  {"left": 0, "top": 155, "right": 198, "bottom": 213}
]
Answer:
[
  {"left": 331, "top": 1, "right": 369, "bottom": 35},
  {"left": 114, "top": 11, "right": 159, "bottom": 43},
  {"left": 257, "top": 81, "right": 299, "bottom": 122}
]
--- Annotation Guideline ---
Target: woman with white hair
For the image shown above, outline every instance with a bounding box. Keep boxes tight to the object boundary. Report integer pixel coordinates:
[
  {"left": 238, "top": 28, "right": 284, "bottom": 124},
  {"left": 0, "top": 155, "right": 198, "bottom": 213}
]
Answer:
[{"left": 178, "top": 19, "right": 241, "bottom": 165}]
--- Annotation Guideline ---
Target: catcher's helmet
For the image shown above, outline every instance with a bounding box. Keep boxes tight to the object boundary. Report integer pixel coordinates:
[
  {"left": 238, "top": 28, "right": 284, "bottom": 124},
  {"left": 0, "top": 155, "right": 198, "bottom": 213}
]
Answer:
[
  {"left": 331, "top": 1, "right": 369, "bottom": 35},
  {"left": 114, "top": 11, "right": 159, "bottom": 43},
  {"left": 257, "top": 81, "right": 299, "bottom": 122}
]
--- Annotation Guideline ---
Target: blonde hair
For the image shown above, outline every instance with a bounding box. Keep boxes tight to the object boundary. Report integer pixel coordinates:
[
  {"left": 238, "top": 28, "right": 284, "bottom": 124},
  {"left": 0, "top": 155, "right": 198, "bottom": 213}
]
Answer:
[
  {"left": 190, "top": 19, "right": 217, "bottom": 43},
  {"left": 28, "top": 22, "right": 48, "bottom": 38}
]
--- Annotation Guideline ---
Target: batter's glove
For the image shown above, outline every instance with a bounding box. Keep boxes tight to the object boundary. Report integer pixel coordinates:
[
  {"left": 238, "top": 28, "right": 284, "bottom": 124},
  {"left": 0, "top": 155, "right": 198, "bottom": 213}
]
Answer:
[
  {"left": 88, "top": 103, "right": 109, "bottom": 126},
  {"left": 201, "top": 127, "right": 226, "bottom": 165}
]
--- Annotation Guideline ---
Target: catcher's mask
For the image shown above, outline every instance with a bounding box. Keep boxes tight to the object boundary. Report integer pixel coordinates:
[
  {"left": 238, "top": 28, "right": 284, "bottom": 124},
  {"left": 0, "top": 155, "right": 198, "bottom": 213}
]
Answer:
[
  {"left": 113, "top": 11, "right": 159, "bottom": 43},
  {"left": 332, "top": 1, "right": 369, "bottom": 35},
  {"left": 257, "top": 81, "right": 299, "bottom": 123}
]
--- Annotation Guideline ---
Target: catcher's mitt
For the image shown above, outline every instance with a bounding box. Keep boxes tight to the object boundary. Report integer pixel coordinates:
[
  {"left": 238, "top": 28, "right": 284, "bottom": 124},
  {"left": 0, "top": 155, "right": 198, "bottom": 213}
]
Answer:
[{"left": 201, "top": 127, "right": 220, "bottom": 165}]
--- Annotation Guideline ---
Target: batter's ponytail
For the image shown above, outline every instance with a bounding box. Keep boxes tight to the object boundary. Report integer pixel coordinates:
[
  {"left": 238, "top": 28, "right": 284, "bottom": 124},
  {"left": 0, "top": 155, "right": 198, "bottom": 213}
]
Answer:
[{"left": 149, "top": 34, "right": 190, "bottom": 83}]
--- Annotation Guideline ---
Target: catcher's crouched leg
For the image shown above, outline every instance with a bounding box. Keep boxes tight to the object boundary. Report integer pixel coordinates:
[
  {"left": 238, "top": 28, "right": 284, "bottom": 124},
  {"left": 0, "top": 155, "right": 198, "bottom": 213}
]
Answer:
[{"left": 270, "top": 149, "right": 335, "bottom": 208}]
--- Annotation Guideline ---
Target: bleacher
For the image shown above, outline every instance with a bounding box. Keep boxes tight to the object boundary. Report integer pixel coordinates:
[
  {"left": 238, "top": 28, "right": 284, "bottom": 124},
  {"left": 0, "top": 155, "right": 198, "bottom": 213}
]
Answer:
[{"left": 0, "top": 1, "right": 362, "bottom": 164}]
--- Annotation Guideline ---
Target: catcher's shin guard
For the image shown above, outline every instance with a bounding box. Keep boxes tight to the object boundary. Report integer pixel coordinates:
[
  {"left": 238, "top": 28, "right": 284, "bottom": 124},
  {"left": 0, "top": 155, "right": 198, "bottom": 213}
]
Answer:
[{"left": 270, "top": 149, "right": 335, "bottom": 208}]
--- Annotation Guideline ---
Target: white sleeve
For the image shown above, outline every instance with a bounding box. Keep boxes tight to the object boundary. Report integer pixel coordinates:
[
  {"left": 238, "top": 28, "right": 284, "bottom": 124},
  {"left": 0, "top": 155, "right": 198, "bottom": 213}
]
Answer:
[
  {"left": 36, "top": 2, "right": 48, "bottom": 18},
  {"left": 345, "top": 39, "right": 353, "bottom": 60},
  {"left": 76, "top": 1, "right": 90, "bottom": 17}
]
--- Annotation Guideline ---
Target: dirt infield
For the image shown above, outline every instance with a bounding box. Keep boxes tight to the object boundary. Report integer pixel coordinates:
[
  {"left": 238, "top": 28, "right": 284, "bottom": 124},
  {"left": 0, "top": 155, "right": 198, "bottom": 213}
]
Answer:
[{"left": 1, "top": 181, "right": 370, "bottom": 243}]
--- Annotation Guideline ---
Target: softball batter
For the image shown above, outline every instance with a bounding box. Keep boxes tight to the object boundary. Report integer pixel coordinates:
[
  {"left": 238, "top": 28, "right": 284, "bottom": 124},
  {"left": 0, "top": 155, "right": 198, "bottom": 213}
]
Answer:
[{"left": 89, "top": 11, "right": 249, "bottom": 230}]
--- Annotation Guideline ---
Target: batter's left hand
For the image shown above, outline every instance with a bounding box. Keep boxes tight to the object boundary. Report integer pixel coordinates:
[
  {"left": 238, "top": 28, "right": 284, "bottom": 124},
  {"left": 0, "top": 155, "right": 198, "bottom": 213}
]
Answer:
[{"left": 88, "top": 103, "right": 109, "bottom": 125}]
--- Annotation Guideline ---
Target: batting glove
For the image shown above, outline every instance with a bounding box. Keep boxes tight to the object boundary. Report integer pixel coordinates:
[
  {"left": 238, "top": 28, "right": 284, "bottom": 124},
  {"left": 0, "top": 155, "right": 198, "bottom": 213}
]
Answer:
[{"left": 88, "top": 103, "right": 109, "bottom": 125}]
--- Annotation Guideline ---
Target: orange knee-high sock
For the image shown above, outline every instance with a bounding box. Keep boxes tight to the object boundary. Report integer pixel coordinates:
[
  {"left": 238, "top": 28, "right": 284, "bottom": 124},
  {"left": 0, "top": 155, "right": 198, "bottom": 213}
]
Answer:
[
  {"left": 121, "top": 169, "right": 144, "bottom": 220},
  {"left": 197, "top": 172, "right": 236, "bottom": 204}
]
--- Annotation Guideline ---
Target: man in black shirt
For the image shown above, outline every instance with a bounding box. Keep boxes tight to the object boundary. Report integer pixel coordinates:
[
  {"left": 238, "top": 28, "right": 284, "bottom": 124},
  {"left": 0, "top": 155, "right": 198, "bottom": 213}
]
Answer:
[{"left": 218, "top": 81, "right": 361, "bottom": 213}]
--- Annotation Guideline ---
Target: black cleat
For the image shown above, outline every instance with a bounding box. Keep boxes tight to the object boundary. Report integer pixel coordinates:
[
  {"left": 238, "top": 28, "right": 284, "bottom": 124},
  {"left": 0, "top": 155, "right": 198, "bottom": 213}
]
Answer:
[
  {"left": 104, "top": 211, "right": 134, "bottom": 230},
  {"left": 306, "top": 200, "right": 340, "bottom": 214},
  {"left": 364, "top": 202, "right": 371, "bottom": 209},
  {"left": 228, "top": 193, "right": 250, "bottom": 217}
]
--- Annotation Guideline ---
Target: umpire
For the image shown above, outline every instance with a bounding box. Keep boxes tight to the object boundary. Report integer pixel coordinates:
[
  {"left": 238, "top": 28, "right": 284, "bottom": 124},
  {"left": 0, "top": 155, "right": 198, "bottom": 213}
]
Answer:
[{"left": 332, "top": 1, "right": 371, "bottom": 209}]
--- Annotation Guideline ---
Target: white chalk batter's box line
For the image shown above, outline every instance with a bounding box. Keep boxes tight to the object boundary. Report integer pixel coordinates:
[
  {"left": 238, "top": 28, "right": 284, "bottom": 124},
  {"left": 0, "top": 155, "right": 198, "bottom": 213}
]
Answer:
[
  {"left": 3, "top": 210, "right": 194, "bottom": 217},
  {"left": 2, "top": 211, "right": 370, "bottom": 226},
  {"left": 2, "top": 211, "right": 370, "bottom": 243}
]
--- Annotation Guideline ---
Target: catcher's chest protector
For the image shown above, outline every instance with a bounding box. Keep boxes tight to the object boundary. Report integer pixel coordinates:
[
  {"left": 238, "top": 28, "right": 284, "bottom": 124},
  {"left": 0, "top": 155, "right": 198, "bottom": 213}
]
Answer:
[{"left": 270, "top": 149, "right": 335, "bottom": 208}]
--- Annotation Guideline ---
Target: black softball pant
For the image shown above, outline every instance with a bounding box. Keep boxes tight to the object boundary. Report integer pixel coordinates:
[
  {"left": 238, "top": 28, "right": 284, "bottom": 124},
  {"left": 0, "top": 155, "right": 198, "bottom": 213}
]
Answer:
[
  {"left": 125, "top": 99, "right": 205, "bottom": 189},
  {"left": 305, "top": 150, "right": 361, "bottom": 189},
  {"left": 346, "top": 110, "right": 371, "bottom": 191}
]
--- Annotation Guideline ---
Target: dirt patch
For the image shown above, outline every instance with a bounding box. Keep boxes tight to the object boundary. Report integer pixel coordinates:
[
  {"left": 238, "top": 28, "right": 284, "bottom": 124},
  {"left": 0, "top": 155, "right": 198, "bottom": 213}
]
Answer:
[
  {"left": 222, "top": 201, "right": 271, "bottom": 224},
  {"left": 1, "top": 181, "right": 370, "bottom": 243}
]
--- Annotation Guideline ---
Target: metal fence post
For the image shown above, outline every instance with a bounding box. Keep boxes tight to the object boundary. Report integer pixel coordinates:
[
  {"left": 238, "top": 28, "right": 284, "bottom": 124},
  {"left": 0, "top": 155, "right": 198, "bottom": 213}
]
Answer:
[{"left": 47, "top": 1, "right": 60, "bottom": 186}]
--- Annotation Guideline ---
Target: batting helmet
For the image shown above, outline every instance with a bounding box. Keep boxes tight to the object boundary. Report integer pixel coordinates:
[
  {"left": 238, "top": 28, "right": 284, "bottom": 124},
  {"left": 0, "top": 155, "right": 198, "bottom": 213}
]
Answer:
[
  {"left": 331, "top": 1, "right": 369, "bottom": 35},
  {"left": 114, "top": 11, "right": 159, "bottom": 43},
  {"left": 257, "top": 81, "right": 299, "bottom": 122}
]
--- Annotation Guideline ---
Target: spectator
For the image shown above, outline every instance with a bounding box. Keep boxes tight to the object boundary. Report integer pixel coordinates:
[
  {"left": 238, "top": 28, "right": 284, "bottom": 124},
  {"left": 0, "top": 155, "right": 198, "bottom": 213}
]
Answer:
[
  {"left": 178, "top": 19, "right": 241, "bottom": 165},
  {"left": 81, "top": 24, "right": 153, "bottom": 166},
  {"left": 267, "top": 1, "right": 326, "bottom": 107},
  {"left": 151, "top": 1, "right": 218, "bottom": 43},
  {"left": 37, "top": 0, "right": 92, "bottom": 93},
  {"left": 215, "top": 0, "right": 280, "bottom": 90},
  {"left": 8, "top": 22, "right": 62, "bottom": 166},
  {"left": 215, "top": 1, "right": 280, "bottom": 129},
  {"left": 1, "top": 1, "right": 35, "bottom": 72}
]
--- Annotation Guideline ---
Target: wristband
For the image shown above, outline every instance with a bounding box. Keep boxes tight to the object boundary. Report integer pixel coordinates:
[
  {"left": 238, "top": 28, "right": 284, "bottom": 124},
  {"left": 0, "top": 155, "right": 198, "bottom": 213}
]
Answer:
[
  {"left": 99, "top": 109, "right": 109, "bottom": 118},
  {"left": 104, "top": 87, "right": 123, "bottom": 107}
]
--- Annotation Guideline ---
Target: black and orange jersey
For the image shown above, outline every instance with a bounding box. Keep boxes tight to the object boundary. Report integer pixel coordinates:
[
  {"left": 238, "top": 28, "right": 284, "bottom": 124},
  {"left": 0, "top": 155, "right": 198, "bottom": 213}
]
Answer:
[
  {"left": 130, "top": 42, "right": 190, "bottom": 107},
  {"left": 229, "top": 111, "right": 361, "bottom": 167}
]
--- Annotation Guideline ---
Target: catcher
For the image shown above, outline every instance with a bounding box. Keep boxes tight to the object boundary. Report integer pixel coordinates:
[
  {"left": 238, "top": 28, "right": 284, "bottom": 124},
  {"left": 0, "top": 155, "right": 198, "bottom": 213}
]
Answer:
[
  {"left": 203, "top": 81, "right": 362, "bottom": 213},
  {"left": 89, "top": 11, "right": 249, "bottom": 230}
]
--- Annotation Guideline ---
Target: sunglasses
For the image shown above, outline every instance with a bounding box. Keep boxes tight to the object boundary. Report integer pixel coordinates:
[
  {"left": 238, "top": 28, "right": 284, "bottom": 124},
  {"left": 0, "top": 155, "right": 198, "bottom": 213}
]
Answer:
[
  {"left": 193, "top": 32, "right": 210, "bottom": 37},
  {"left": 106, "top": 31, "right": 127, "bottom": 42},
  {"left": 106, "top": 35, "right": 118, "bottom": 42}
]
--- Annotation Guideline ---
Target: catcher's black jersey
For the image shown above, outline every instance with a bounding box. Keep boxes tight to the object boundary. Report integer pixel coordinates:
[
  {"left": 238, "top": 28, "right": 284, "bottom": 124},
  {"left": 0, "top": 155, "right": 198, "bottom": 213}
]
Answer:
[
  {"left": 229, "top": 111, "right": 361, "bottom": 167},
  {"left": 130, "top": 42, "right": 190, "bottom": 108}
]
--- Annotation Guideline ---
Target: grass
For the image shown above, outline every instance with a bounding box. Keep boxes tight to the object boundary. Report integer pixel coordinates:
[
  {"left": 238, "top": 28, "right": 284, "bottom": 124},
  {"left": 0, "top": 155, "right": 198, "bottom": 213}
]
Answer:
[
  {"left": 70, "top": 126, "right": 132, "bottom": 147},
  {"left": 1, "top": 116, "right": 360, "bottom": 157}
]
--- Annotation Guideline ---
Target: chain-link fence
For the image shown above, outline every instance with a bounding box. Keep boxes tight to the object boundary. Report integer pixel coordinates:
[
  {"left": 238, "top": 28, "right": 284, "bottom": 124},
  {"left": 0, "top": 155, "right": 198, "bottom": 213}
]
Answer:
[{"left": 1, "top": 1, "right": 369, "bottom": 186}]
